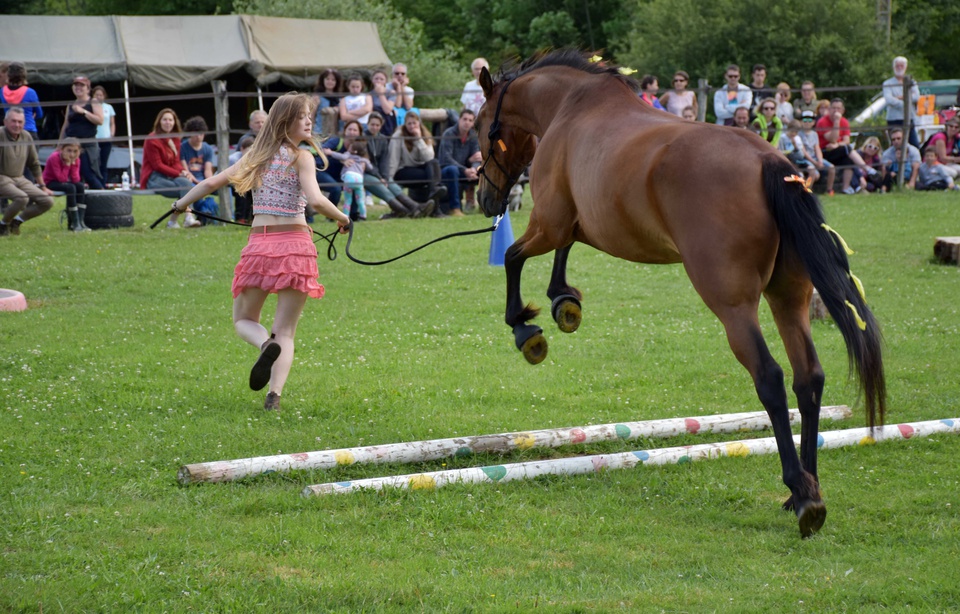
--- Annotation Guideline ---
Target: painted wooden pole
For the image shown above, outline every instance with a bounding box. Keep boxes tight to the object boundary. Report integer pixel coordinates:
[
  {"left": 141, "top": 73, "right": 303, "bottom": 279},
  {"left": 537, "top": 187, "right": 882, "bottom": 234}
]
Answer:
[
  {"left": 178, "top": 406, "right": 851, "bottom": 485},
  {"left": 302, "top": 418, "right": 960, "bottom": 496}
]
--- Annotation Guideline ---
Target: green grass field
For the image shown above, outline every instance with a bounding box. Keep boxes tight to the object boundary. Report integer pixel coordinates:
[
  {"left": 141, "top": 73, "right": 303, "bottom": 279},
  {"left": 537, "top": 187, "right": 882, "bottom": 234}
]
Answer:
[{"left": 2, "top": 191, "right": 960, "bottom": 612}]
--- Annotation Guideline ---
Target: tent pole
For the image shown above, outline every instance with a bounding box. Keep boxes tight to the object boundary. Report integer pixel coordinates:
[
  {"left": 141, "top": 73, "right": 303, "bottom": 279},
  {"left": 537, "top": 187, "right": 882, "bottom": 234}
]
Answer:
[
  {"left": 212, "top": 80, "right": 233, "bottom": 220},
  {"left": 123, "top": 80, "right": 136, "bottom": 184},
  {"left": 257, "top": 86, "right": 264, "bottom": 111}
]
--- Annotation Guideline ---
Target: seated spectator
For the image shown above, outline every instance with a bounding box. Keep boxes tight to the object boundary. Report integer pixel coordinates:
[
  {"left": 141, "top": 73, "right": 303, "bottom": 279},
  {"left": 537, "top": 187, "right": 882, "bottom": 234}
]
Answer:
[
  {"left": 852, "top": 136, "right": 884, "bottom": 192},
  {"left": 388, "top": 110, "right": 447, "bottom": 216},
  {"left": 681, "top": 106, "right": 697, "bottom": 121},
  {"left": 337, "top": 141, "right": 378, "bottom": 221},
  {"left": 42, "top": 137, "right": 88, "bottom": 231},
  {"left": 815, "top": 99, "right": 831, "bottom": 118},
  {"left": 926, "top": 116, "right": 960, "bottom": 178},
  {"left": 386, "top": 63, "right": 416, "bottom": 125},
  {"left": 660, "top": 71, "right": 697, "bottom": 118},
  {"left": 369, "top": 69, "right": 397, "bottom": 136},
  {"left": 60, "top": 75, "right": 104, "bottom": 189},
  {"left": 0, "top": 107, "right": 54, "bottom": 236},
  {"left": 774, "top": 82, "right": 794, "bottom": 125},
  {"left": 92, "top": 86, "right": 116, "bottom": 185},
  {"left": 141, "top": 108, "right": 199, "bottom": 228},
  {"left": 778, "top": 120, "right": 807, "bottom": 169},
  {"left": 713, "top": 64, "right": 752, "bottom": 125},
  {"left": 798, "top": 110, "right": 836, "bottom": 192},
  {"left": 748, "top": 64, "right": 772, "bottom": 109},
  {"left": 312, "top": 68, "right": 343, "bottom": 133},
  {"left": 883, "top": 56, "right": 921, "bottom": 148},
  {"left": 752, "top": 98, "right": 783, "bottom": 145},
  {"left": 815, "top": 98, "right": 878, "bottom": 194},
  {"left": 316, "top": 121, "right": 366, "bottom": 212},
  {"left": 239, "top": 110, "right": 266, "bottom": 145},
  {"left": 880, "top": 128, "right": 921, "bottom": 191},
  {"left": 339, "top": 74, "right": 373, "bottom": 129},
  {"left": 916, "top": 148, "right": 958, "bottom": 191},
  {"left": 1, "top": 62, "right": 43, "bottom": 139},
  {"left": 731, "top": 106, "right": 751, "bottom": 129},
  {"left": 180, "top": 116, "right": 218, "bottom": 225},
  {"left": 363, "top": 112, "right": 433, "bottom": 219},
  {"left": 461, "top": 57, "right": 490, "bottom": 116},
  {"left": 228, "top": 136, "right": 254, "bottom": 223},
  {"left": 439, "top": 108, "right": 482, "bottom": 217},
  {"left": 639, "top": 75, "right": 666, "bottom": 111},
  {"left": 793, "top": 81, "right": 818, "bottom": 119}
]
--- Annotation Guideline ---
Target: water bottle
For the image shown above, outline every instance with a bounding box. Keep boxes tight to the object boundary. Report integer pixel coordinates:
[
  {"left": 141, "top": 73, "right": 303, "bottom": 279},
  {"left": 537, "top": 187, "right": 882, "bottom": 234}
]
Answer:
[{"left": 121, "top": 171, "right": 130, "bottom": 190}]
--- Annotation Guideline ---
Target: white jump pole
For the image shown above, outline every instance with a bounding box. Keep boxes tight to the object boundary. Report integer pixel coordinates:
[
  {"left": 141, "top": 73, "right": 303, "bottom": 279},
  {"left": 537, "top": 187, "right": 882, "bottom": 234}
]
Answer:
[
  {"left": 302, "top": 418, "right": 960, "bottom": 496},
  {"left": 178, "top": 406, "right": 851, "bottom": 485}
]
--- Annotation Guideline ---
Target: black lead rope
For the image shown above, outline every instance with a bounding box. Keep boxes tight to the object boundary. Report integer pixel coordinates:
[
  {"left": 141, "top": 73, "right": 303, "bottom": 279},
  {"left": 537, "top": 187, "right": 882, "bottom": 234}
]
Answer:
[{"left": 150, "top": 206, "right": 502, "bottom": 265}]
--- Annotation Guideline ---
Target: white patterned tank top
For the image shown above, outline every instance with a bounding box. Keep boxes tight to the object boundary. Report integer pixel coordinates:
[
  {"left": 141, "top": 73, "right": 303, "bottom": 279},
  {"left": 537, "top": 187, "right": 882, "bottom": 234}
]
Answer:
[{"left": 252, "top": 145, "right": 307, "bottom": 217}]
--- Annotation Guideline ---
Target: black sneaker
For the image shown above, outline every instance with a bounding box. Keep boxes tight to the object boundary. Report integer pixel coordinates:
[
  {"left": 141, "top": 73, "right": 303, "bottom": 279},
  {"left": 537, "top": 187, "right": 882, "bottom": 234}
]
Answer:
[
  {"left": 0, "top": 223, "right": 8, "bottom": 237},
  {"left": 250, "top": 338, "right": 281, "bottom": 391},
  {"left": 9, "top": 219, "right": 21, "bottom": 236}
]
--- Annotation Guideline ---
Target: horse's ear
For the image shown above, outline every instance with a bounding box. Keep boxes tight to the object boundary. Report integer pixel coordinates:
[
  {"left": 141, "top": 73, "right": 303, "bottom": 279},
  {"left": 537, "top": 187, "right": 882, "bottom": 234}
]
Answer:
[{"left": 479, "top": 67, "right": 494, "bottom": 98}]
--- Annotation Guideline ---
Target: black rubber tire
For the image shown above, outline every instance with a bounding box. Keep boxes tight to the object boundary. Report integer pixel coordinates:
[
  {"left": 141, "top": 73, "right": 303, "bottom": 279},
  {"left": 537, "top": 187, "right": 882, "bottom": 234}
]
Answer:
[
  {"left": 85, "top": 214, "right": 135, "bottom": 230},
  {"left": 85, "top": 191, "right": 133, "bottom": 217}
]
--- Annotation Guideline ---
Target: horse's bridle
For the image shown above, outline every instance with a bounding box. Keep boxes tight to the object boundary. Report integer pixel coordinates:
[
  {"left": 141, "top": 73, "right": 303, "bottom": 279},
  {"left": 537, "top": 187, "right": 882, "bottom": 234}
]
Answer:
[{"left": 477, "top": 75, "right": 523, "bottom": 215}]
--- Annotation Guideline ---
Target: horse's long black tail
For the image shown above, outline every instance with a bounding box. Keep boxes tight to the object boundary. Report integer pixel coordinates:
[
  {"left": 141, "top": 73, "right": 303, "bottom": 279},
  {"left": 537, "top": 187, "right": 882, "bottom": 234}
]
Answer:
[{"left": 762, "top": 155, "right": 886, "bottom": 428}]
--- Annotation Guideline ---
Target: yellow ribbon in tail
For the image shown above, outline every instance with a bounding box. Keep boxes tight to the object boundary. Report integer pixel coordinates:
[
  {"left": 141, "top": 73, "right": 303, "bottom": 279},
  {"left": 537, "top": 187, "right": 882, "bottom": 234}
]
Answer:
[
  {"left": 845, "top": 300, "right": 867, "bottom": 330},
  {"left": 821, "top": 224, "right": 855, "bottom": 255},
  {"left": 849, "top": 272, "right": 866, "bottom": 302}
]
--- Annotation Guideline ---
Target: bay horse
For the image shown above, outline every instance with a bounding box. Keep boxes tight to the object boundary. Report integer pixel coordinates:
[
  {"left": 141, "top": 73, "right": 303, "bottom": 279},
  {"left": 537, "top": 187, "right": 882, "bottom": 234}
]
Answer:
[{"left": 475, "top": 50, "right": 885, "bottom": 537}]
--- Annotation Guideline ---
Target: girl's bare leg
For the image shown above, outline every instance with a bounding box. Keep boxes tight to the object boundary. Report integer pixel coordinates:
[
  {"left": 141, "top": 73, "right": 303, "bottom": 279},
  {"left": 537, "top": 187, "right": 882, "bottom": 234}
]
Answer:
[
  {"left": 267, "top": 289, "right": 308, "bottom": 396},
  {"left": 233, "top": 287, "right": 270, "bottom": 348}
]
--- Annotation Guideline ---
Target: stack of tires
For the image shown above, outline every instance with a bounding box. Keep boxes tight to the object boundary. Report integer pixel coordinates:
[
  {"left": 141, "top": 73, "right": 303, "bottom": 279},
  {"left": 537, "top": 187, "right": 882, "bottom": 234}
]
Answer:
[{"left": 84, "top": 191, "right": 134, "bottom": 230}]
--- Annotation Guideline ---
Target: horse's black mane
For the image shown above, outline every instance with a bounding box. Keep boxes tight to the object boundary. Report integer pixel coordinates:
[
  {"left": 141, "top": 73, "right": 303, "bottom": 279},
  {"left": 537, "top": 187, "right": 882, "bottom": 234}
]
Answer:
[{"left": 496, "top": 49, "right": 639, "bottom": 91}]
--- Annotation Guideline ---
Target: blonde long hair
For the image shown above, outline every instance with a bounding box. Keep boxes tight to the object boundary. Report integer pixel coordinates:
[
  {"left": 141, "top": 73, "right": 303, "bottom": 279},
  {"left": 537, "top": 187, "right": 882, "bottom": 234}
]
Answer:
[{"left": 231, "top": 93, "right": 327, "bottom": 195}]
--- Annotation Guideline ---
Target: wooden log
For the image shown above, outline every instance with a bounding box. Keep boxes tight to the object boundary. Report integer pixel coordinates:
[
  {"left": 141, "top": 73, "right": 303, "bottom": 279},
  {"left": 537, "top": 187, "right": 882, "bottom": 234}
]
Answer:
[
  {"left": 178, "top": 405, "right": 851, "bottom": 485},
  {"left": 934, "top": 237, "right": 960, "bottom": 264},
  {"left": 303, "top": 418, "right": 960, "bottom": 496}
]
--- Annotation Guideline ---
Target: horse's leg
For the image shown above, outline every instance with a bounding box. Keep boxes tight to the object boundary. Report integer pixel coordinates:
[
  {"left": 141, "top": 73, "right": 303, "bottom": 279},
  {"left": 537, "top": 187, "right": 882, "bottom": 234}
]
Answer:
[
  {"left": 765, "top": 270, "right": 825, "bottom": 514},
  {"left": 504, "top": 222, "right": 558, "bottom": 364},
  {"left": 546, "top": 243, "right": 583, "bottom": 333}
]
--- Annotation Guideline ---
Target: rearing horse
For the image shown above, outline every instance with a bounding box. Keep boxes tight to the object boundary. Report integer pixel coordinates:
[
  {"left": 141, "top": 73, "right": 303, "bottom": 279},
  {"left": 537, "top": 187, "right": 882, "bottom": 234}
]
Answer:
[{"left": 475, "top": 50, "right": 885, "bottom": 538}]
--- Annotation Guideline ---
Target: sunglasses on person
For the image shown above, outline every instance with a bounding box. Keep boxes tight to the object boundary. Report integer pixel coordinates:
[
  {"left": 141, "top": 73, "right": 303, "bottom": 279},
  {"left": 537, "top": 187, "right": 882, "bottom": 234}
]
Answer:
[
  {"left": 864, "top": 144, "right": 878, "bottom": 150},
  {"left": 726, "top": 74, "right": 739, "bottom": 79},
  {"left": 762, "top": 106, "right": 775, "bottom": 111},
  {"left": 673, "top": 77, "right": 687, "bottom": 83}
]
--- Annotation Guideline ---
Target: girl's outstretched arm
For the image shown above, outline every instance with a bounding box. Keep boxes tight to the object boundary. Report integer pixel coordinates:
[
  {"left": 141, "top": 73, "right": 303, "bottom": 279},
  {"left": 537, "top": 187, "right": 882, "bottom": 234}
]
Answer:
[{"left": 172, "top": 164, "right": 237, "bottom": 213}]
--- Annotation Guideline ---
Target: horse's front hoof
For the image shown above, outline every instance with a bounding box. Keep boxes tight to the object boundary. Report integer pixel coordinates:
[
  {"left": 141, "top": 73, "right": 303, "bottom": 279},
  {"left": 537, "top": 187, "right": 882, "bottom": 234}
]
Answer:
[
  {"left": 521, "top": 333, "right": 548, "bottom": 364},
  {"left": 551, "top": 295, "right": 582, "bottom": 333},
  {"left": 797, "top": 500, "right": 826, "bottom": 538}
]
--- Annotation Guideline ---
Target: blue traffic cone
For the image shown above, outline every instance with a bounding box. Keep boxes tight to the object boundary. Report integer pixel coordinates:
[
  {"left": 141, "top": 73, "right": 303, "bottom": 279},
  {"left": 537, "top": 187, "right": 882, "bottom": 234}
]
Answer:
[{"left": 488, "top": 211, "right": 514, "bottom": 266}]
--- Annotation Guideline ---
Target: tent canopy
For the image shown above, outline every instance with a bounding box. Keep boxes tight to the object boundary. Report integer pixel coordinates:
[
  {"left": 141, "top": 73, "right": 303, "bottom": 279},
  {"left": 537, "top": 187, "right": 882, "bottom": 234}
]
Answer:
[{"left": 0, "top": 14, "right": 392, "bottom": 90}]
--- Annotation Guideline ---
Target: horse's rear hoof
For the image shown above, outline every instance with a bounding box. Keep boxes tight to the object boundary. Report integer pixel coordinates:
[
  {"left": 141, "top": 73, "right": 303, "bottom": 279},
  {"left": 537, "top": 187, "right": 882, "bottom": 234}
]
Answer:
[
  {"left": 521, "top": 333, "right": 548, "bottom": 364},
  {"left": 797, "top": 501, "right": 826, "bottom": 538},
  {"left": 551, "top": 295, "right": 582, "bottom": 333}
]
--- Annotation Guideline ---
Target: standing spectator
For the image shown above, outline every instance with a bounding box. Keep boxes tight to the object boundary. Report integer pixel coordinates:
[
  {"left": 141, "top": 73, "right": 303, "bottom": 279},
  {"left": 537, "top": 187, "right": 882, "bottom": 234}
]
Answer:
[
  {"left": 883, "top": 56, "right": 921, "bottom": 148},
  {"left": 926, "top": 116, "right": 960, "bottom": 178},
  {"left": 60, "top": 75, "right": 104, "bottom": 189},
  {"left": 880, "top": 128, "right": 921, "bottom": 191},
  {"left": 369, "top": 69, "right": 397, "bottom": 136},
  {"left": 460, "top": 57, "right": 490, "bottom": 116},
  {"left": 748, "top": 64, "right": 772, "bottom": 107},
  {"left": 42, "top": 137, "right": 88, "bottom": 231},
  {"left": 229, "top": 135, "right": 255, "bottom": 223},
  {"left": 168, "top": 92, "right": 351, "bottom": 412},
  {"left": 752, "top": 99, "right": 783, "bottom": 145},
  {"left": 312, "top": 68, "right": 343, "bottom": 135},
  {"left": 798, "top": 110, "right": 836, "bottom": 193},
  {"left": 638, "top": 75, "right": 666, "bottom": 111},
  {"left": 773, "top": 83, "right": 794, "bottom": 125},
  {"left": 239, "top": 110, "right": 267, "bottom": 145},
  {"left": 92, "top": 86, "right": 116, "bottom": 185},
  {"left": 815, "top": 98, "right": 878, "bottom": 194},
  {"left": 439, "top": 108, "right": 482, "bottom": 217},
  {"left": 337, "top": 141, "right": 376, "bottom": 221},
  {"left": 363, "top": 112, "right": 434, "bottom": 219},
  {"left": 388, "top": 111, "right": 446, "bottom": 215},
  {"left": 660, "top": 71, "right": 697, "bottom": 119},
  {"left": 713, "top": 65, "right": 752, "bottom": 125},
  {"left": 386, "top": 63, "right": 415, "bottom": 124},
  {"left": 916, "top": 148, "right": 957, "bottom": 191},
  {"left": 0, "top": 62, "right": 43, "bottom": 139},
  {"left": 338, "top": 74, "right": 373, "bottom": 129},
  {"left": 731, "top": 107, "right": 751, "bottom": 129},
  {"left": 180, "top": 116, "right": 218, "bottom": 224},
  {"left": 0, "top": 107, "right": 53, "bottom": 236},
  {"left": 317, "top": 120, "right": 366, "bottom": 212},
  {"left": 141, "top": 108, "right": 198, "bottom": 228},
  {"left": 793, "top": 81, "right": 818, "bottom": 119}
]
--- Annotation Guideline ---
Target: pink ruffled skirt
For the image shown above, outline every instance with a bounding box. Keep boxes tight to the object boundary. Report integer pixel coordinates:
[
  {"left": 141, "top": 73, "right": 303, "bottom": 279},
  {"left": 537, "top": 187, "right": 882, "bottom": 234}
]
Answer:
[{"left": 232, "top": 231, "right": 325, "bottom": 299}]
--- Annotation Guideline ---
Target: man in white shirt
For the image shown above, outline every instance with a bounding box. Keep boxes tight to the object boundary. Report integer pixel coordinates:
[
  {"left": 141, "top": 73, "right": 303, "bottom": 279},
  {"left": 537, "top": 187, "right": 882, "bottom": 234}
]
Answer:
[{"left": 460, "top": 57, "right": 489, "bottom": 115}]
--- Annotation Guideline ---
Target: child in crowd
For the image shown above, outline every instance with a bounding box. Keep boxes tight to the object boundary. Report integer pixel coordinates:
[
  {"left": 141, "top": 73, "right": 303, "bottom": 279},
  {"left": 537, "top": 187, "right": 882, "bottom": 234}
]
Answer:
[
  {"left": 638, "top": 75, "right": 666, "bottom": 111},
  {"left": 779, "top": 120, "right": 807, "bottom": 171},
  {"left": 338, "top": 141, "right": 377, "bottom": 221},
  {"left": 798, "top": 110, "right": 836, "bottom": 193},
  {"left": 917, "top": 148, "right": 958, "bottom": 191},
  {"left": 229, "top": 136, "right": 255, "bottom": 223},
  {"left": 180, "top": 116, "right": 218, "bottom": 225},
  {"left": 42, "top": 137, "right": 88, "bottom": 231},
  {"left": 681, "top": 106, "right": 696, "bottom": 121},
  {"left": 1, "top": 62, "right": 43, "bottom": 138},
  {"left": 853, "top": 136, "right": 884, "bottom": 193}
]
